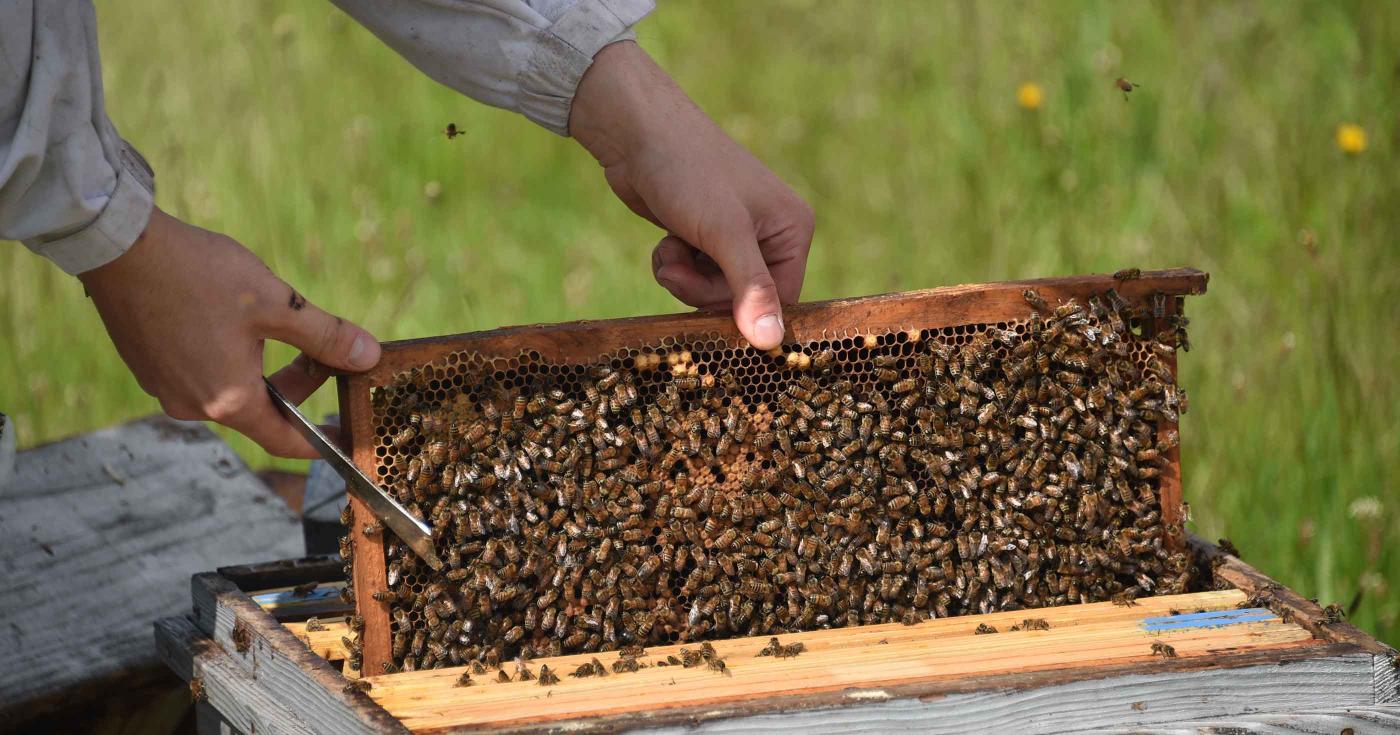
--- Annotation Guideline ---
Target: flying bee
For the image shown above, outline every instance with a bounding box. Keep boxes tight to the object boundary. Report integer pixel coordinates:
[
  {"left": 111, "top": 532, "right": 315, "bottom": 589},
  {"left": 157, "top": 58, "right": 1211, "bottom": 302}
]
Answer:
[
  {"left": 1115, "top": 77, "right": 1140, "bottom": 100},
  {"left": 444, "top": 122, "right": 463, "bottom": 139}
]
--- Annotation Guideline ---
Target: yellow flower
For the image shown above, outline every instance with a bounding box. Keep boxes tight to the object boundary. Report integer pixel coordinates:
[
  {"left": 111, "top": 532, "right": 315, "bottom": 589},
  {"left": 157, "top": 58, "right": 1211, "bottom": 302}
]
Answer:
[
  {"left": 1017, "top": 82, "right": 1043, "bottom": 111},
  {"left": 1336, "top": 123, "right": 1366, "bottom": 154}
]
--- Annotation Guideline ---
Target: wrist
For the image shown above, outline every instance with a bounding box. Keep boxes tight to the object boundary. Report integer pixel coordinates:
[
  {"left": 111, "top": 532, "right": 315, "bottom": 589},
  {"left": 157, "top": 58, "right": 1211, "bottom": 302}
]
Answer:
[{"left": 570, "top": 41, "right": 683, "bottom": 166}]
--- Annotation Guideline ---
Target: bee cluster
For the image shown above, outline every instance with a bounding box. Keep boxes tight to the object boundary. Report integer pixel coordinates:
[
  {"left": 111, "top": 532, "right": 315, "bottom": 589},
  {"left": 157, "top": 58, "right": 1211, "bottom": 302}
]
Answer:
[{"left": 352, "top": 288, "right": 1191, "bottom": 673}]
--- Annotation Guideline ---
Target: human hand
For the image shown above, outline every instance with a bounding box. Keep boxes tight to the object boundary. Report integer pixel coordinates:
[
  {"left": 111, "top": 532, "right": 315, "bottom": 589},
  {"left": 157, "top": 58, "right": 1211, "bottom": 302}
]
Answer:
[
  {"left": 79, "top": 208, "right": 381, "bottom": 458},
  {"left": 570, "top": 42, "right": 814, "bottom": 351}
]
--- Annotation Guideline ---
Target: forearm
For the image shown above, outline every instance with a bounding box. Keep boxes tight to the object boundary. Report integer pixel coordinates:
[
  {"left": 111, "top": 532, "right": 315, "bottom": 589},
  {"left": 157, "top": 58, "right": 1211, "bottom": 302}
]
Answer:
[
  {"left": 329, "top": 0, "right": 655, "bottom": 136},
  {"left": 0, "top": 1, "right": 154, "bottom": 275}
]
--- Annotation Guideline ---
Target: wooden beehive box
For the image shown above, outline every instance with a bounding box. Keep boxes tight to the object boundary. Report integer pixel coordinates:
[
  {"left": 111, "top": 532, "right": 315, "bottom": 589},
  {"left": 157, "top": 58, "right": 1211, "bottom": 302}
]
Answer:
[
  {"left": 158, "top": 541, "right": 1398, "bottom": 733},
  {"left": 338, "top": 269, "right": 1204, "bottom": 676},
  {"left": 155, "top": 270, "right": 1400, "bottom": 731}
]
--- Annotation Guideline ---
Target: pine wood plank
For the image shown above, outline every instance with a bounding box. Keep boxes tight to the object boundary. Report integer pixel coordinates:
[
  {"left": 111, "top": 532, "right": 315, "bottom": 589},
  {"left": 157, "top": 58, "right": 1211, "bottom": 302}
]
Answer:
[
  {"left": 284, "top": 619, "right": 352, "bottom": 661},
  {"left": 352, "top": 590, "right": 1319, "bottom": 731},
  {"left": 367, "top": 589, "right": 1248, "bottom": 693}
]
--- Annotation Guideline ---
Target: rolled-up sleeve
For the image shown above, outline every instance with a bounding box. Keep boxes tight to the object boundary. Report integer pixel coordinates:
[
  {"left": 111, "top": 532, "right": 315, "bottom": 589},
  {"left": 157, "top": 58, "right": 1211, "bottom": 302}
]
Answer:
[
  {"left": 0, "top": 1, "right": 155, "bottom": 275},
  {"left": 330, "top": 0, "right": 655, "bottom": 136}
]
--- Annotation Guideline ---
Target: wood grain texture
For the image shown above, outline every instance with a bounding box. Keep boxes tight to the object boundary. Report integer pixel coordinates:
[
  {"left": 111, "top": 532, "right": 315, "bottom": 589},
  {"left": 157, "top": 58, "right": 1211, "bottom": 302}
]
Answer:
[
  {"left": 191, "top": 572, "right": 407, "bottom": 735},
  {"left": 1377, "top": 652, "right": 1400, "bottom": 704},
  {"left": 1193, "top": 537, "right": 1394, "bottom": 656},
  {"left": 626, "top": 654, "right": 1376, "bottom": 735},
  {"left": 359, "top": 590, "right": 1325, "bottom": 732},
  {"left": 156, "top": 616, "right": 318, "bottom": 735},
  {"left": 341, "top": 269, "right": 1209, "bottom": 675},
  {"left": 1086, "top": 704, "right": 1400, "bottom": 734},
  {"left": 284, "top": 619, "right": 352, "bottom": 661},
  {"left": 0, "top": 415, "right": 303, "bottom": 718},
  {"left": 340, "top": 375, "right": 392, "bottom": 676}
]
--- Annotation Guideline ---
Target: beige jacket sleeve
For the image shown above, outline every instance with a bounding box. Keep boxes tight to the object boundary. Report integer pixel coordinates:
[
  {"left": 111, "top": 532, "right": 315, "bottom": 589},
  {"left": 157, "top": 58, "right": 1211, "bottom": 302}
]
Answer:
[
  {"left": 329, "top": 0, "right": 655, "bottom": 135},
  {"left": 1, "top": 0, "right": 654, "bottom": 276},
  {"left": 0, "top": 1, "right": 156, "bottom": 275}
]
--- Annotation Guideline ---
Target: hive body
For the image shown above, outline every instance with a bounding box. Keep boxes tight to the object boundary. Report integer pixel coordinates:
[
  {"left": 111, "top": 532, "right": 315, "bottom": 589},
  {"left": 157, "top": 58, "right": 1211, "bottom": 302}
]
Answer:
[{"left": 338, "top": 270, "right": 1207, "bottom": 675}]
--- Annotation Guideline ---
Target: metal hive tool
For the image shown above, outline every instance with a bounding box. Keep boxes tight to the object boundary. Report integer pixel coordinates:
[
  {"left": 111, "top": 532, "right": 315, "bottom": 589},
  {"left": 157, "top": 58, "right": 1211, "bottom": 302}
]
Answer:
[{"left": 336, "top": 269, "right": 1208, "bottom": 675}]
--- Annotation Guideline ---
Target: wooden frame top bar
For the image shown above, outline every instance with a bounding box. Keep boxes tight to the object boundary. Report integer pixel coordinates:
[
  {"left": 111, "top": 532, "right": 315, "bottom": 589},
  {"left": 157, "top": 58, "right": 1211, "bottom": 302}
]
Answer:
[{"left": 345, "top": 268, "right": 1208, "bottom": 383}]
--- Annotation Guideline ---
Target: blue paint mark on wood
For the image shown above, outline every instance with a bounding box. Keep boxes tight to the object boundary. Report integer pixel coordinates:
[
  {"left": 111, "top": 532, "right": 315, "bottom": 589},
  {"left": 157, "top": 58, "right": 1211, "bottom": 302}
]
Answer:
[
  {"left": 252, "top": 587, "right": 342, "bottom": 606},
  {"left": 1142, "top": 608, "right": 1276, "bottom": 632}
]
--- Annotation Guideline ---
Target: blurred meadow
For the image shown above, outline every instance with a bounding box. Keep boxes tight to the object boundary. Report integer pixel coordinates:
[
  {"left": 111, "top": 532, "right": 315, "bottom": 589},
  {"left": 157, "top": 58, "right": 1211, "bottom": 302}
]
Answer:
[{"left": 1, "top": 1, "right": 1396, "bottom": 642}]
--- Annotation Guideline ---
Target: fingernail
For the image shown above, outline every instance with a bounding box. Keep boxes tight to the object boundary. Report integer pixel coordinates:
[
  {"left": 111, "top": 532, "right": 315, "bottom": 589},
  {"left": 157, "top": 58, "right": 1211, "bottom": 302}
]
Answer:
[
  {"left": 656, "top": 268, "right": 681, "bottom": 292},
  {"left": 348, "top": 335, "right": 375, "bottom": 370},
  {"left": 753, "top": 313, "right": 784, "bottom": 348}
]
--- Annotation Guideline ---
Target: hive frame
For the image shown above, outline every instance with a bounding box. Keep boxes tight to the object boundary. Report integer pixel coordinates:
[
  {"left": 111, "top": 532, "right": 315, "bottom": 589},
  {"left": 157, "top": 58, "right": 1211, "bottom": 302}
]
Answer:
[{"left": 337, "top": 268, "right": 1209, "bottom": 675}]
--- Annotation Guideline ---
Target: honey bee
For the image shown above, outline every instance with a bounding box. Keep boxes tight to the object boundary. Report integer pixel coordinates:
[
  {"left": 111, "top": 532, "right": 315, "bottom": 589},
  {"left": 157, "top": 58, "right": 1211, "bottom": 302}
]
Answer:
[
  {"left": 974, "top": 623, "right": 998, "bottom": 635},
  {"left": 535, "top": 664, "right": 561, "bottom": 685},
  {"left": 1150, "top": 641, "right": 1176, "bottom": 658},
  {"left": 1113, "top": 268, "right": 1141, "bottom": 282},
  {"left": 1114, "top": 77, "right": 1140, "bottom": 100},
  {"left": 454, "top": 672, "right": 474, "bottom": 687},
  {"left": 1023, "top": 289, "right": 1049, "bottom": 312},
  {"left": 444, "top": 122, "right": 463, "bottom": 139},
  {"left": 342, "top": 679, "right": 372, "bottom": 694}
]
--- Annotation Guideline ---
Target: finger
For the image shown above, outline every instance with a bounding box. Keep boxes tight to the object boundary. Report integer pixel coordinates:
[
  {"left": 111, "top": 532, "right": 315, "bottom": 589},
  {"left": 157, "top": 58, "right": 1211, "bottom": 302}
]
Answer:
[
  {"left": 267, "top": 353, "right": 330, "bottom": 405},
  {"left": 262, "top": 288, "right": 381, "bottom": 372},
  {"left": 758, "top": 198, "right": 815, "bottom": 305},
  {"left": 696, "top": 208, "right": 786, "bottom": 350},
  {"left": 652, "top": 236, "right": 731, "bottom": 308},
  {"left": 210, "top": 381, "right": 321, "bottom": 459}
]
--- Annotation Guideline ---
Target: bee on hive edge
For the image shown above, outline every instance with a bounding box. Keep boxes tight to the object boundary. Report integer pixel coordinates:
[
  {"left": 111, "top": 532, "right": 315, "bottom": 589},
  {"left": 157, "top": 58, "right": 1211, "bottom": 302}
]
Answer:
[
  {"left": 974, "top": 623, "right": 998, "bottom": 635},
  {"left": 1022, "top": 288, "right": 1049, "bottom": 312},
  {"left": 1150, "top": 641, "right": 1177, "bottom": 658},
  {"left": 1113, "top": 267, "right": 1142, "bottom": 281}
]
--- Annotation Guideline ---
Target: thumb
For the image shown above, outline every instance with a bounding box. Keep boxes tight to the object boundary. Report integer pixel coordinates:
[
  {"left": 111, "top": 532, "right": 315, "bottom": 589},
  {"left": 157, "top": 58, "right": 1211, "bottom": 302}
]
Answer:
[
  {"left": 265, "top": 290, "right": 381, "bottom": 372},
  {"left": 699, "top": 213, "right": 786, "bottom": 350}
]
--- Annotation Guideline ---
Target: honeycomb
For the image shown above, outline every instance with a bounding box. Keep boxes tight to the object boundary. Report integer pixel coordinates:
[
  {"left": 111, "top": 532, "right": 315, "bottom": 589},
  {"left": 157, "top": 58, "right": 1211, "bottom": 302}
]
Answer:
[{"left": 349, "top": 289, "right": 1191, "bottom": 673}]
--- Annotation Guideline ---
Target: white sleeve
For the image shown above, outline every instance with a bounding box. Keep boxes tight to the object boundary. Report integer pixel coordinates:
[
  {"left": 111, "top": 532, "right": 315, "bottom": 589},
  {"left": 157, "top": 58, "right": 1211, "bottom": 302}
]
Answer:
[
  {"left": 0, "top": 1, "right": 156, "bottom": 275},
  {"left": 329, "top": 0, "right": 655, "bottom": 136}
]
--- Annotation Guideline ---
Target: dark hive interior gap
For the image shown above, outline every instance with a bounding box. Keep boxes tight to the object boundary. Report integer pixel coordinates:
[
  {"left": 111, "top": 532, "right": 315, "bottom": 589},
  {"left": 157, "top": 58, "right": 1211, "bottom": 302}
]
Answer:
[{"left": 352, "top": 290, "right": 1192, "bottom": 671}]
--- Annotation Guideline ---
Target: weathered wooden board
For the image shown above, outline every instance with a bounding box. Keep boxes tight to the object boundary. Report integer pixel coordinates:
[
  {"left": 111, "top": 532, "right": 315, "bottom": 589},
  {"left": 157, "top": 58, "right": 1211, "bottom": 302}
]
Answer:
[
  {"left": 0, "top": 415, "right": 304, "bottom": 719},
  {"left": 190, "top": 571, "right": 407, "bottom": 735},
  {"left": 628, "top": 653, "right": 1376, "bottom": 735},
  {"left": 1086, "top": 704, "right": 1400, "bottom": 734}
]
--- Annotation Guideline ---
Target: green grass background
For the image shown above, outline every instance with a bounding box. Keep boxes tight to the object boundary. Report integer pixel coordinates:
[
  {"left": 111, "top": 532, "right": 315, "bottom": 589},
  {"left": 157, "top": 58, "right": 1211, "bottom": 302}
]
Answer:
[{"left": 2, "top": 1, "right": 1395, "bottom": 642}]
